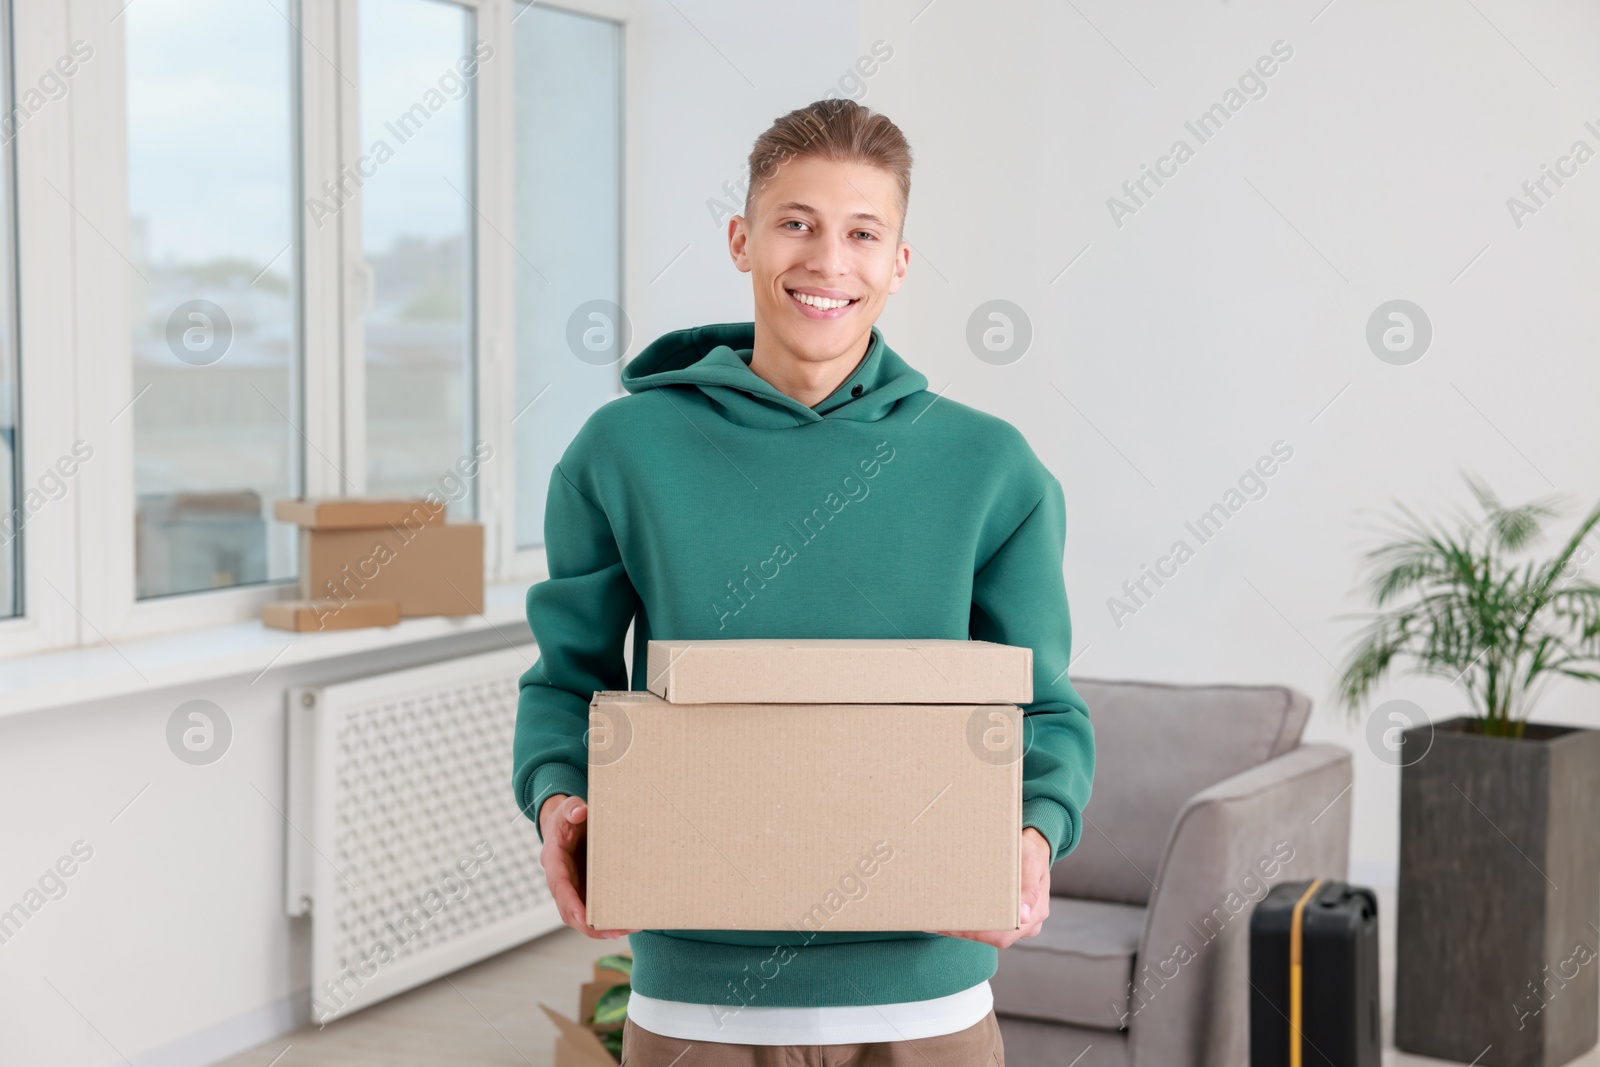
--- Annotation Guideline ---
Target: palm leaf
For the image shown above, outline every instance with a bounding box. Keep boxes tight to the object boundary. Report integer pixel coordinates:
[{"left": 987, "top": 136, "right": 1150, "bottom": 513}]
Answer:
[
  {"left": 591, "top": 983, "right": 631, "bottom": 1026},
  {"left": 1334, "top": 472, "right": 1600, "bottom": 730},
  {"left": 595, "top": 954, "right": 633, "bottom": 979}
]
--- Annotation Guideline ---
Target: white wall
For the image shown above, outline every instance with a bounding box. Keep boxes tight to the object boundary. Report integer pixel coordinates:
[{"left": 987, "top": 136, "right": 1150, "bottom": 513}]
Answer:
[
  {"left": 622, "top": 0, "right": 865, "bottom": 338},
  {"left": 844, "top": 0, "right": 1600, "bottom": 885},
  {"left": 0, "top": 630, "right": 524, "bottom": 1067},
  {"left": 627, "top": 0, "right": 1600, "bottom": 888}
]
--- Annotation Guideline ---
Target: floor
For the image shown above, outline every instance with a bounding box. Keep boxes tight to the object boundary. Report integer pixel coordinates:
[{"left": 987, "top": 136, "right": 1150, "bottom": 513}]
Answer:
[
  {"left": 213, "top": 925, "right": 624, "bottom": 1067},
  {"left": 215, "top": 887, "right": 1600, "bottom": 1067}
]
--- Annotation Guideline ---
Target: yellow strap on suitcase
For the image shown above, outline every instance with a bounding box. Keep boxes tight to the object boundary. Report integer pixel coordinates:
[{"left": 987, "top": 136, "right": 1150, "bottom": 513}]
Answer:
[{"left": 1289, "top": 879, "right": 1324, "bottom": 1067}]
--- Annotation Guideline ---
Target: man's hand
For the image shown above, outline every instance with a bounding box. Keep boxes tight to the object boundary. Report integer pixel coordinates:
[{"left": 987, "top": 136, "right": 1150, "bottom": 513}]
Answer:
[
  {"left": 925, "top": 827, "right": 1052, "bottom": 949},
  {"left": 538, "top": 793, "right": 640, "bottom": 940}
]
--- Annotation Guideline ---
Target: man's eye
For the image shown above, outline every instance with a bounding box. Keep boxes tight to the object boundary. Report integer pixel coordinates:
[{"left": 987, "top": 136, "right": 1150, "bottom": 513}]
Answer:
[
  {"left": 853, "top": 231, "right": 876, "bottom": 240},
  {"left": 783, "top": 220, "right": 808, "bottom": 231}
]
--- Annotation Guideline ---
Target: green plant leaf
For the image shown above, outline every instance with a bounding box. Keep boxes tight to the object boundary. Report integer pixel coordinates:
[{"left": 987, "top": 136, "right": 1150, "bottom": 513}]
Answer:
[
  {"left": 595, "top": 954, "right": 632, "bottom": 978},
  {"left": 600, "top": 1028, "right": 623, "bottom": 1060},
  {"left": 591, "top": 982, "right": 631, "bottom": 1025}
]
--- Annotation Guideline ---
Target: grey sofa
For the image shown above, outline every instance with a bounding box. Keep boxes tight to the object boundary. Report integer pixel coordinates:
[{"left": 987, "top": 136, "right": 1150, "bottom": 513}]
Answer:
[{"left": 994, "top": 677, "right": 1353, "bottom": 1067}]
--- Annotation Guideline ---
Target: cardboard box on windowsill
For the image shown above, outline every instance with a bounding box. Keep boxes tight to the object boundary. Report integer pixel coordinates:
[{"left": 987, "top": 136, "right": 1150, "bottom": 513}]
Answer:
[
  {"left": 298, "top": 521, "right": 483, "bottom": 615},
  {"left": 261, "top": 597, "right": 401, "bottom": 632},
  {"left": 268, "top": 496, "right": 484, "bottom": 626},
  {"left": 272, "top": 497, "right": 446, "bottom": 530},
  {"left": 540, "top": 952, "right": 633, "bottom": 1067},
  {"left": 586, "top": 639, "right": 1030, "bottom": 933}
]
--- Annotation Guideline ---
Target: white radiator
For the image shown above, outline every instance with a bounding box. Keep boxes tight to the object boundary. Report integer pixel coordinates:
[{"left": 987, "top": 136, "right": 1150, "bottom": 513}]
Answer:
[{"left": 285, "top": 644, "right": 562, "bottom": 1023}]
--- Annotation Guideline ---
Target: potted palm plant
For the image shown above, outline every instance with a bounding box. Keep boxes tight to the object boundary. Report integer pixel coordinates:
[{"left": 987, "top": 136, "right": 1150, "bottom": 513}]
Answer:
[{"left": 1336, "top": 472, "right": 1600, "bottom": 1067}]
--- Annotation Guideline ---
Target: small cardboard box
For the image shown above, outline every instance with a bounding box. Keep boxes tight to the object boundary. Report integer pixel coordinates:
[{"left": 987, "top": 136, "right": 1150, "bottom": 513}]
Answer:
[
  {"left": 586, "top": 690, "right": 1022, "bottom": 931},
  {"left": 540, "top": 952, "right": 632, "bottom": 1067},
  {"left": 299, "top": 522, "right": 483, "bottom": 616},
  {"left": 262, "top": 597, "right": 401, "bottom": 632},
  {"left": 273, "top": 497, "right": 445, "bottom": 530},
  {"left": 645, "top": 638, "right": 1032, "bottom": 705}
]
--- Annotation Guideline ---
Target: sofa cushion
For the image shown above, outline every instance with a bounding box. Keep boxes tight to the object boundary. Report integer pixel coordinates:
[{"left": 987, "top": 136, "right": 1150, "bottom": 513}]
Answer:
[
  {"left": 992, "top": 897, "right": 1147, "bottom": 1031},
  {"left": 1050, "top": 677, "right": 1310, "bottom": 906}
]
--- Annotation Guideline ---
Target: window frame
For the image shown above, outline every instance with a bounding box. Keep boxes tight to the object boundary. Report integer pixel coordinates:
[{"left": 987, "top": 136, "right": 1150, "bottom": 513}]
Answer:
[{"left": 1, "top": 0, "right": 79, "bottom": 657}]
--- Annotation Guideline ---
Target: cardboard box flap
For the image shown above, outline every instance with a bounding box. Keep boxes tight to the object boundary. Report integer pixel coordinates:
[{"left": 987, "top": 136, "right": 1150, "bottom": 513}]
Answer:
[
  {"left": 273, "top": 497, "right": 445, "bottom": 530},
  {"left": 645, "top": 638, "right": 1032, "bottom": 705},
  {"left": 539, "top": 1004, "right": 616, "bottom": 1061}
]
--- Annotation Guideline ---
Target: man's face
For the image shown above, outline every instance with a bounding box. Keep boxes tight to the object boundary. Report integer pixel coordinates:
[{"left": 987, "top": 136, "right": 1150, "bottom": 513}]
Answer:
[{"left": 728, "top": 156, "right": 910, "bottom": 368}]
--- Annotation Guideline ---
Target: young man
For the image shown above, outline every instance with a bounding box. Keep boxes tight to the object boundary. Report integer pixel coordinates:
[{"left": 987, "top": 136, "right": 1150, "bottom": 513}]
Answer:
[{"left": 514, "top": 98, "right": 1094, "bottom": 1066}]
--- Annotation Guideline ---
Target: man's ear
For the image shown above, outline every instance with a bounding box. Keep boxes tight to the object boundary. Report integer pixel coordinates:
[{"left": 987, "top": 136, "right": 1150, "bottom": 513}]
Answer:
[
  {"left": 886, "top": 239, "right": 911, "bottom": 294},
  {"left": 728, "top": 215, "right": 751, "bottom": 274}
]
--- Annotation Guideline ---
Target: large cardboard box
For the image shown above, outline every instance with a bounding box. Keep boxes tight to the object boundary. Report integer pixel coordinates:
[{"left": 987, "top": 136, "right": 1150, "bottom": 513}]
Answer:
[
  {"left": 585, "top": 690, "right": 1023, "bottom": 931},
  {"left": 298, "top": 522, "right": 483, "bottom": 616},
  {"left": 645, "top": 638, "right": 1032, "bottom": 705}
]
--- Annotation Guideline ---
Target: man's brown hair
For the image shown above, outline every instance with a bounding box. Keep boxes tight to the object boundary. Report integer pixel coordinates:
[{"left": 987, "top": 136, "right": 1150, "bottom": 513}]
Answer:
[{"left": 744, "top": 98, "right": 913, "bottom": 237}]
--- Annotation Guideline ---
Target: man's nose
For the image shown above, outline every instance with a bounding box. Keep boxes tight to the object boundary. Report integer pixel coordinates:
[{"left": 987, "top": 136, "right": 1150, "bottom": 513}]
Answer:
[{"left": 802, "top": 231, "right": 850, "bottom": 278}]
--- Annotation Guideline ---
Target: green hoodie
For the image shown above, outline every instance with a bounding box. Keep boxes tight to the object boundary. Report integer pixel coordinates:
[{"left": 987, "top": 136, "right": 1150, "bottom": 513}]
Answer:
[{"left": 513, "top": 320, "right": 1094, "bottom": 1009}]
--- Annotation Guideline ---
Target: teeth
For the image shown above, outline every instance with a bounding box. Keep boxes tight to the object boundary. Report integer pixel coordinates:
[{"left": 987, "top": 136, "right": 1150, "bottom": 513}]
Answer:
[{"left": 791, "top": 290, "right": 852, "bottom": 310}]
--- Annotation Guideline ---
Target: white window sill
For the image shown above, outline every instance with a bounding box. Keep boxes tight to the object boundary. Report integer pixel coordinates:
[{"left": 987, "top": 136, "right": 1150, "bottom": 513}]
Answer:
[{"left": 0, "top": 580, "right": 536, "bottom": 720}]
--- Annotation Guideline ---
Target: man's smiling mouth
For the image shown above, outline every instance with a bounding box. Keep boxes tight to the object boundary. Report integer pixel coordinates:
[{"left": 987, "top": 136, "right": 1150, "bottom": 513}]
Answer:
[{"left": 787, "top": 288, "right": 858, "bottom": 312}]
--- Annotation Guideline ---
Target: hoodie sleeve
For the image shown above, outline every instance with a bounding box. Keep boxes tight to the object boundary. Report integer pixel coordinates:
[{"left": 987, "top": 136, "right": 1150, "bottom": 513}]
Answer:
[
  {"left": 968, "top": 474, "right": 1095, "bottom": 866},
  {"left": 513, "top": 462, "right": 640, "bottom": 844}
]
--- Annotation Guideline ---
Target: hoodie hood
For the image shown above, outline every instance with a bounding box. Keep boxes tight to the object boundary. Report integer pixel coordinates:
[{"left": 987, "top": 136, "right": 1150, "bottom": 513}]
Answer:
[{"left": 620, "top": 321, "right": 929, "bottom": 429}]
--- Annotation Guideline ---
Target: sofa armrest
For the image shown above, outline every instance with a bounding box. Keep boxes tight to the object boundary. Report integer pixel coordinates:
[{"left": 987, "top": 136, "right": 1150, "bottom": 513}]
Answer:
[{"left": 1126, "top": 742, "right": 1352, "bottom": 1067}]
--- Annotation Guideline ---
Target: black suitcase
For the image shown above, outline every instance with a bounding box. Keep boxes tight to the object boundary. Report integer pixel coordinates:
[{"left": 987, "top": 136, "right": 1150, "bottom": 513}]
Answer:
[{"left": 1249, "top": 879, "right": 1381, "bottom": 1067}]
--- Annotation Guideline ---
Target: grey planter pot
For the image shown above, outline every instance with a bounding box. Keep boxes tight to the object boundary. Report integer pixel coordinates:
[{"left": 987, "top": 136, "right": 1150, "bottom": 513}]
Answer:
[{"left": 1395, "top": 716, "right": 1600, "bottom": 1067}]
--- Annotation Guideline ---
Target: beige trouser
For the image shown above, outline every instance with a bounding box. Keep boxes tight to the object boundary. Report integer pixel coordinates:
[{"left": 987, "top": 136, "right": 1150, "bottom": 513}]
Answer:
[{"left": 619, "top": 1008, "right": 1005, "bottom": 1067}]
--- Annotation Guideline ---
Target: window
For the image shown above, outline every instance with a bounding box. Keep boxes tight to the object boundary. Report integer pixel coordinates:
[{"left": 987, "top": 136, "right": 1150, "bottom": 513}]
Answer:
[
  {"left": 359, "top": 0, "right": 478, "bottom": 518},
  {"left": 125, "top": 0, "right": 300, "bottom": 599},
  {"left": 0, "top": 0, "right": 628, "bottom": 656},
  {"left": 512, "top": 2, "right": 623, "bottom": 548}
]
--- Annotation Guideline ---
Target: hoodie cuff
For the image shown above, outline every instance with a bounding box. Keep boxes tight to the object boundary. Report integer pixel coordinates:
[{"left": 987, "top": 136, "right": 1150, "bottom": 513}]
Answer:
[
  {"left": 1023, "top": 797, "right": 1075, "bottom": 866},
  {"left": 526, "top": 763, "right": 589, "bottom": 844}
]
